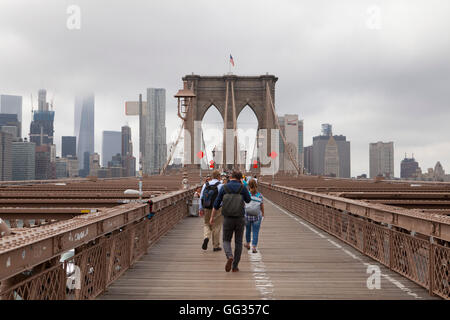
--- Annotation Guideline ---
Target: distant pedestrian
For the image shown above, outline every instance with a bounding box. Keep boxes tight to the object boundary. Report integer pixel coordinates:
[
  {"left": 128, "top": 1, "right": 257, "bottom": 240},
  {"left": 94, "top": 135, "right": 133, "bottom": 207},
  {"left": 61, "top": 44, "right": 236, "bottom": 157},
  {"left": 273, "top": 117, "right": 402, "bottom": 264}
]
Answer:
[
  {"left": 199, "top": 170, "right": 223, "bottom": 251},
  {"left": 221, "top": 172, "right": 228, "bottom": 185},
  {"left": 194, "top": 187, "right": 201, "bottom": 198},
  {"left": 210, "top": 170, "right": 251, "bottom": 272},
  {"left": 244, "top": 179, "right": 264, "bottom": 253},
  {"left": 242, "top": 175, "right": 249, "bottom": 190}
]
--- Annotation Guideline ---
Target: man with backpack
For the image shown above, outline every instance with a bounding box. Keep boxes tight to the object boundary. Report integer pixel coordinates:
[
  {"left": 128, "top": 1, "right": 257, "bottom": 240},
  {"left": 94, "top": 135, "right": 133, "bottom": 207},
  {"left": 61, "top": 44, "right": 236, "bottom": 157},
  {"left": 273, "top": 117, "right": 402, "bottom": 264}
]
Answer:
[
  {"left": 199, "top": 170, "right": 223, "bottom": 251},
  {"left": 210, "top": 170, "right": 251, "bottom": 272}
]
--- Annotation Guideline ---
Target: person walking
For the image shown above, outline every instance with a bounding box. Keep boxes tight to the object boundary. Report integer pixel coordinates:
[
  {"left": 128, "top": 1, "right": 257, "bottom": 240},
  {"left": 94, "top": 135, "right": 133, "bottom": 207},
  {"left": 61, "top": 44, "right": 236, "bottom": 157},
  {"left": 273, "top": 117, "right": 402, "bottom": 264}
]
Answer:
[
  {"left": 221, "top": 172, "right": 228, "bottom": 185},
  {"left": 244, "top": 179, "right": 264, "bottom": 253},
  {"left": 210, "top": 170, "right": 251, "bottom": 272},
  {"left": 199, "top": 170, "right": 223, "bottom": 251}
]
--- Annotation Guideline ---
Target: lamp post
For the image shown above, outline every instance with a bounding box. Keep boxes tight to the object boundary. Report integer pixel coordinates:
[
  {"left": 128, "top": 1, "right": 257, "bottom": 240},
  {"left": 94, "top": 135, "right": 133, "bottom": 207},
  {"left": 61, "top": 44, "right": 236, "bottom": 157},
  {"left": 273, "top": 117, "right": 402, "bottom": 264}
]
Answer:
[
  {"left": 174, "top": 81, "right": 196, "bottom": 173},
  {"left": 175, "top": 81, "right": 196, "bottom": 121}
]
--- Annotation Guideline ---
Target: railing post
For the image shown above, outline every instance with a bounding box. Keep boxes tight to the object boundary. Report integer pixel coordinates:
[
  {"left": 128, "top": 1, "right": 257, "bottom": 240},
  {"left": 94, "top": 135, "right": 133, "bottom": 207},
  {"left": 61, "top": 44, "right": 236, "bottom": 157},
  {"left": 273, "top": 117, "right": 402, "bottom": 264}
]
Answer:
[
  {"left": 429, "top": 241, "right": 434, "bottom": 297},
  {"left": 389, "top": 229, "right": 393, "bottom": 270},
  {"left": 100, "top": 237, "right": 108, "bottom": 294},
  {"left": 129, "top": 225, "right": 136, "bottom": 266},
  {"left": 60, "top": 262, "right": 66, "bottom": 300},
  {"left": 363, "top": 222, "right": 367, "bottom": 254}
]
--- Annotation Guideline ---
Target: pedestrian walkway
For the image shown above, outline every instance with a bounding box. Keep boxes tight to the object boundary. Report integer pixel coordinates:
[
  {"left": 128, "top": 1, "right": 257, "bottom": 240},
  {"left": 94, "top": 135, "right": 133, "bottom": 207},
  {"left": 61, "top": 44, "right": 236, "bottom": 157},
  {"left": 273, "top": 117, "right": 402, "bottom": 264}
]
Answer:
[{"left": 99, "top": 199, "right": 437, "bottom": 300}]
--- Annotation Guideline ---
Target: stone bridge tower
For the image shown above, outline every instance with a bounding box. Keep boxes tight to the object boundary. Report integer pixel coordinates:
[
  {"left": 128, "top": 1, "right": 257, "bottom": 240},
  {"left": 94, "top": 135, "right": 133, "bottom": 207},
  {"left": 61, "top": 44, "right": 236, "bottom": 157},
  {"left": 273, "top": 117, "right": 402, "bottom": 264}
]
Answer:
[{"left": 181, "top": 74, "right": 278, "bottom": 170}]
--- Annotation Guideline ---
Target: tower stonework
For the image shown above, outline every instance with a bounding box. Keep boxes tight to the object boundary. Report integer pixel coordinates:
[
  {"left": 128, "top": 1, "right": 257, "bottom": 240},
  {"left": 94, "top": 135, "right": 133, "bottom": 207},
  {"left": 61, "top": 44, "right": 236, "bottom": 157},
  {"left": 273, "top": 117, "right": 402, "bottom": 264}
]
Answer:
[{"left": 181, "top": 74, "right": 278, "bottom": 169}]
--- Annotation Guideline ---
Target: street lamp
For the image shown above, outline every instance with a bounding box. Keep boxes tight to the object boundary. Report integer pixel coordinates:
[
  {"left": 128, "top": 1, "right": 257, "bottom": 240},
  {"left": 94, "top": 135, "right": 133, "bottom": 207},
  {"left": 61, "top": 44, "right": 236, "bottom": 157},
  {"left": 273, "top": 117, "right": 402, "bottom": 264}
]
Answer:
[{"left": 175, "top": 81, "right": 196, "bottom": 121}]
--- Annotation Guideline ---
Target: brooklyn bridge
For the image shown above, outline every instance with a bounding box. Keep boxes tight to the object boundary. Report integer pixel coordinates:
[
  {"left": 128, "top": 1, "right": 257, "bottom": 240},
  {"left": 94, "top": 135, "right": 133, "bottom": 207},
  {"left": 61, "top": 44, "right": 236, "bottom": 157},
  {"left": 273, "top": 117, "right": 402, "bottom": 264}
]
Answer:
[
  {"left": 0, "top": 75, "right": 449, "bottom": 300},
  {"left": 0, "top": 173, "right": 449, "bottom": 300}
]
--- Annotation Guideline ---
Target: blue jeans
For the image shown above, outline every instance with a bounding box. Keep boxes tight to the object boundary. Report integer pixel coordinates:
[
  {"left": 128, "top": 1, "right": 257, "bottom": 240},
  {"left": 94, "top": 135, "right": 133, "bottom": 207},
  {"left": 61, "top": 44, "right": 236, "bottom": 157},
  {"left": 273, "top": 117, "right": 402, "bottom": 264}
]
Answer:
[{"left": 245, "top": 219, "right": 261, "bottom": 247}]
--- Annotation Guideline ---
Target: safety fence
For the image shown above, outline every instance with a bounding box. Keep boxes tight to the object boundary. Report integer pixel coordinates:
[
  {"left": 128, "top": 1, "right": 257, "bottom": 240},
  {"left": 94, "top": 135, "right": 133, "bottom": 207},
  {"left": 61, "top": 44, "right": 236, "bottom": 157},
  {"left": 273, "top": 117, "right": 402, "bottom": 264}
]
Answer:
[
  {"left": 260, "top": 183, "right": 450, "bottom": 300},
  {"left": 0, "top": 187, "right": 194, "bottom": 300}
]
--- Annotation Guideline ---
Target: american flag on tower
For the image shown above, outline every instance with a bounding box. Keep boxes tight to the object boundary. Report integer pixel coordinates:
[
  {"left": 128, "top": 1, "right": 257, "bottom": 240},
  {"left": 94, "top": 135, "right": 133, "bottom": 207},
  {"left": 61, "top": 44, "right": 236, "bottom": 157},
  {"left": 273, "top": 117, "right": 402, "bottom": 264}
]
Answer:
[{"left": 230, "top": 54, "right": 235, "bottom": 67}]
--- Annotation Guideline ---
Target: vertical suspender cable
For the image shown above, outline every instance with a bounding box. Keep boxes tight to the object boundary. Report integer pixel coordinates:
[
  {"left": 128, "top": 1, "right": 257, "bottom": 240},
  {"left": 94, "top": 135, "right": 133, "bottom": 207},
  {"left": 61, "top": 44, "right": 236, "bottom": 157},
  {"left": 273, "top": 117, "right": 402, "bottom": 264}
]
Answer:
[
  {"left": 222, "top": 81, "right": 229, "bottom": 170},
  {"left": 231, "top": 81, "right": 238, "bottom": 168}
]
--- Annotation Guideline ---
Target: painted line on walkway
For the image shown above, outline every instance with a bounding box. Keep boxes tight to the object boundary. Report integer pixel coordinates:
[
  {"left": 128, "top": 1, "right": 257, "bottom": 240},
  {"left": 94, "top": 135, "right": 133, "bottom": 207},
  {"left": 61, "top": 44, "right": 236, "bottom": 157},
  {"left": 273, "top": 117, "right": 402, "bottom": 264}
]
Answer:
[
  {"left": 265, "top": 198, "right": 423, "bottom": 299},
  {"left": 246, "top": 235, "right": 274, "bottom": 299}
]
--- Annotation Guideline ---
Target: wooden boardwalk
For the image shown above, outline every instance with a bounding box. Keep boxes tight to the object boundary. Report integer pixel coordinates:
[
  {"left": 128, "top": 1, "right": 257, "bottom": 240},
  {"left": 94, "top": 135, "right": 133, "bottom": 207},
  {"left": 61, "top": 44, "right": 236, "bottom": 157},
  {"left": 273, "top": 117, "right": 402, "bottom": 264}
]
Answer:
[{"left": 100, "top": 200, "right": 437, "bottom": 300}]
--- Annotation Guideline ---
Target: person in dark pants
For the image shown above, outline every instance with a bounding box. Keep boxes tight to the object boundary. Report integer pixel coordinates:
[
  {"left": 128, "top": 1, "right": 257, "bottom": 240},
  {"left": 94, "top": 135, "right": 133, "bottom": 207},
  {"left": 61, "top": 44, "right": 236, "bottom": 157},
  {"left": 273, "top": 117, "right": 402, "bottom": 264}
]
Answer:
[{"left": 210, "top": 170, "right": 251, "bottom": 272}]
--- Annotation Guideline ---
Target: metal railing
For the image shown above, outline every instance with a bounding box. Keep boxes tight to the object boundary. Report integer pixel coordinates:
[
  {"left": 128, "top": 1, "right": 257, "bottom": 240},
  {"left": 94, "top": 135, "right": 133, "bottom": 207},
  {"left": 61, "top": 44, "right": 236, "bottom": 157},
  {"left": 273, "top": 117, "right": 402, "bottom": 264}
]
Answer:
[
  {"left": 0, "top": 187, "right": 195, "bottom": 300},
  {"left": 260, "top": 182, "right": 450, "bottom": 300}
]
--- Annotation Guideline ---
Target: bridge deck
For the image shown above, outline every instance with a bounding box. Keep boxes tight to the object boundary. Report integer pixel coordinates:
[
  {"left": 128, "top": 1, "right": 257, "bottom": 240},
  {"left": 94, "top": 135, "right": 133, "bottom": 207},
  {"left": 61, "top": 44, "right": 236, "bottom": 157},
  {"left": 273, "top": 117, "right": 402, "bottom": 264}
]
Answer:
[{"left": 100, "top": 200, "right": 436, "bottom": 300}]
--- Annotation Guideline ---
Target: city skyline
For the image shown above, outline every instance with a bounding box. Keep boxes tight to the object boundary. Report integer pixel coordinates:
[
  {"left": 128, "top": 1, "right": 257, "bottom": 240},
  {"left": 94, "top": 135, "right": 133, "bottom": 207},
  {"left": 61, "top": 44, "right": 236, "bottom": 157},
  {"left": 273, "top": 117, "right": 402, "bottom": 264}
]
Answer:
[{"left": 1, "top": 1, "right": 449, "bottom": 176}]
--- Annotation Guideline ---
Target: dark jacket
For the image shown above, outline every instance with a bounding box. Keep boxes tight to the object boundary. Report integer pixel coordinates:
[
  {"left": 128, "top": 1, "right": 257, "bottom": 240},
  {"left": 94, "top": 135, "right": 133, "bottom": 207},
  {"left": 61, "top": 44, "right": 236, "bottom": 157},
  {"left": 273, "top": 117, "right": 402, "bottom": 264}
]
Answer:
[{"left": 213, "top": 180, "right": 251, "bottom": 215}]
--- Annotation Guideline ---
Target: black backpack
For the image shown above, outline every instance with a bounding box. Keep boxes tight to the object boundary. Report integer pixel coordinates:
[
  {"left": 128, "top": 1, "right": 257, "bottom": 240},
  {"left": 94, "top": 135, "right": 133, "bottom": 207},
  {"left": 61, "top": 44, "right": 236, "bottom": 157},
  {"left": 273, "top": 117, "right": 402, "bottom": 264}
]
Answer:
[
  {"left": 222, "top": 184, "right": 245, "bottom": 217},
  {"left": 201, "top": 181, "right": 220, "bottom": 209}
]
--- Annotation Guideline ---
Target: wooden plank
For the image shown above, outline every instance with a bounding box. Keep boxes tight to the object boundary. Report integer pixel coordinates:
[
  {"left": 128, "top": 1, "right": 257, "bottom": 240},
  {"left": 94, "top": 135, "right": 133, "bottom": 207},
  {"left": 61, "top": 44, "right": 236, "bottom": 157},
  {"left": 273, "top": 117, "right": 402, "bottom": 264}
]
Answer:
[{"left": 99, "top": 200, "right": 438, "bottom": 300}]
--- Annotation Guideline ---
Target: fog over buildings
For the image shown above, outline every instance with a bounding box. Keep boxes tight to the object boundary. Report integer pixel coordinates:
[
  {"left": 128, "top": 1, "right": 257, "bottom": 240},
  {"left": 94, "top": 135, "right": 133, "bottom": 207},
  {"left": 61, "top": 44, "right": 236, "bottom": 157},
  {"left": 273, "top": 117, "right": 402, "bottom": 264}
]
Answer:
[{"left": 1, "top": 0, "right": 449, "bottom": 177}]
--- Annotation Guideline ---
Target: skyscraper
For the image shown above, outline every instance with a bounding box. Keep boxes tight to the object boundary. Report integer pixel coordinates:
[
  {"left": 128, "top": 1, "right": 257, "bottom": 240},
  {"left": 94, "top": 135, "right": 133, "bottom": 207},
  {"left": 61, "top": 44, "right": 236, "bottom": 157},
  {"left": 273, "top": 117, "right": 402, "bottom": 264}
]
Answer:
[
  {"left": 401, "top": 156, "right": 419, "bottom": 179},
  {"left": 321, "top": 123, "right": 332, "bottom": 137},
  {"left": 1, "top": 126, "right": 18, "bottom": 141},
  {"left": 277, "top": 114, "right": 302, "bottom": 173},
  {"left": 311, "top": 124, "right": 350, "bottom": 178},
  {"left": 298, "top": 120, "right": 304, "bottom": 171},
  {"left": 62, "top": 136, "right": 77, "bottom": 158},
  {"left": 0, "top": 132, "right": 13, "bottom": 181},
  {"left": 74, "top": 94, "right": 95, "bottom": 171},
  {"left": 29, "top": 90, "right": 55, "bottom": 180},
  {"left": 29, "top": 90, "right": 54, "bottom": 146},
  {"left": 324, "top": 136, "right": 340, "bottom": 177},
  {"left": 121, "top": 125, "right": 132, "bottom": 157},
  {"left": 142, "top": 88, "right": 167, "bottom": 175},
  {"left": 79, "top": 151, "right": 90, "bottom": 177},
  {"left": 89, "top": 153, "right": 101, "bottom": 176},
  {"left": 283, "top": 114, "right": 299, "bottom": 173},
  {"left": 369, "top": 141, "right": 394, "bottom": 178},
  {"left": 0, "top": 94, "right": 22, "bottom": 137},
  {"left": 102, "top": 131, "right": 121, "bottom": 167},
  {"left": 35, "top": 145, "right": 51, "bottom": 180},
  {"left": 12, "top": 140, "right": 35, "bottom": 181},
  {"left": 38, "top": 89, "right": 47, "bottom": 111},
  {"left": 55, "top": 159, "right": 68, "bottom": 178},
  {"left": 121, "top": 125, "right": 136, "bottom": 177},
  {"left": 304, "top": 145, "right": 313, "bottom": 174},
  {"left": 0, "top": 114, "right": 20, "bottom": 141}
]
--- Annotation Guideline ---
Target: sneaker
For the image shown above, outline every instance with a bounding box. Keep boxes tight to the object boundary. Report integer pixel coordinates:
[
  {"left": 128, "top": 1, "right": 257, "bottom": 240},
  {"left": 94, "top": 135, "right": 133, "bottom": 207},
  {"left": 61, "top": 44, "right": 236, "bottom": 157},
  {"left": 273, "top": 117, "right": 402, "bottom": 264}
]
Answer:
[
  {"left": 202, "top": 238, "right": 209, "bottom": 250},
  {"left": 232, "top": 268, "right": 239, "bottom": 272},
  {"left": 225, "top": 257, "right": 233, "bottom": 272},
  {"left": 252, "top": 247, "right": 258, "bottom": 253},
  {"left": 213, "top": 247, "right": 222, "bottom": 252},
  {"left": 244, "top": 243, "right": 250, "bottom": 250}
]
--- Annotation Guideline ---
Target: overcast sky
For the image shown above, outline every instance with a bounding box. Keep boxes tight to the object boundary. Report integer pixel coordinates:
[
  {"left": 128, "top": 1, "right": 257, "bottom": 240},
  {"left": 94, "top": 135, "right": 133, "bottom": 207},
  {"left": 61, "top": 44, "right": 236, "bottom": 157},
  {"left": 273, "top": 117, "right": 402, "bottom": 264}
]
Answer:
[{"left": 1, "top": 0, "right": 449, "bottom": 177}]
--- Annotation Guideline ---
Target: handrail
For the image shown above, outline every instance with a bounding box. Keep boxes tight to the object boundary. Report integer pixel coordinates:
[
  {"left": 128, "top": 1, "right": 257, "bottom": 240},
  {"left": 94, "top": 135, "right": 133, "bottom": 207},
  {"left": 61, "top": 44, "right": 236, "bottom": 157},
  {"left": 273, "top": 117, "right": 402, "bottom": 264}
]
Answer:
[
  {"left": 0, "top": 187, "right": 196, "bottom": 281},
  {"left": 260, "top": 182, "right": 450, "bottom": 242},
  {"left": 260, "top": 182, "right": 450, "bottom": 300}
]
